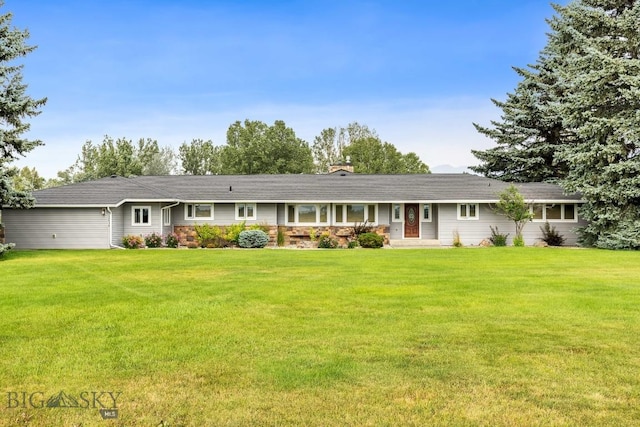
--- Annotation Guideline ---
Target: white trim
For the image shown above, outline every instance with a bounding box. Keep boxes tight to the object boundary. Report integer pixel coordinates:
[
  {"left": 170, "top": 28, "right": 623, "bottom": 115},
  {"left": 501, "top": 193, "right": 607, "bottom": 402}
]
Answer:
[
  {"left": 530, "top": 203, "right": 579, "bottom": 223},
  {"left": 235, "top": 203, "right": 257, "bottom": 221},
  {"left": 131, "top": 205, "right": 151, "bottom": 226},
  {"left": 285, "top": 203, "right": 330, "bottom": 226},
  {"left": 421, "top": 203, "right": 432, "bottom": 222},
  {"left": 457, "top": 203, "right": 479, "bottom": 221},
  {"left": 333, "top": 203, "right": 378, "bottom": 225},
  {"left": 184, "top": 203, "right": 214, "bottom": 220}
]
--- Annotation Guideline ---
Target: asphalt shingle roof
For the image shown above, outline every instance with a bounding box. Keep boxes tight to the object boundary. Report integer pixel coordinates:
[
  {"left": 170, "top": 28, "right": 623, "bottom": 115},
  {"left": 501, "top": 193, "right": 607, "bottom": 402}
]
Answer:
[{"left": 28, "top": 174, "right": 582, "bottom": 207}]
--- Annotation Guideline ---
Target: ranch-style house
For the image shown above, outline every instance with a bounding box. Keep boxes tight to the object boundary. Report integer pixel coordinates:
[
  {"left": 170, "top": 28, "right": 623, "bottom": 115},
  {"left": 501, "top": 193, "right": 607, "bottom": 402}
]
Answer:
[{"left": 1, "top": 172, "right": 586, "bottom": 249}]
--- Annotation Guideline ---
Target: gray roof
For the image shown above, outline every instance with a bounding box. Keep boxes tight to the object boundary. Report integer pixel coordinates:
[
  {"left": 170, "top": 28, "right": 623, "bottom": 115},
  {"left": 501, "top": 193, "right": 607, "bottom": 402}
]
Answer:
[{"left": 25, "top": 174, "right": 582, "bottom": 207}]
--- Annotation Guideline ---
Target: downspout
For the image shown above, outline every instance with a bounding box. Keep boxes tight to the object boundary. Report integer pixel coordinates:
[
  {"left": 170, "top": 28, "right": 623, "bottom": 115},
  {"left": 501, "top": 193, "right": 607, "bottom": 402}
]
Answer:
[{"left": 106, "top": 207, "right": 125, "bottom": 249}]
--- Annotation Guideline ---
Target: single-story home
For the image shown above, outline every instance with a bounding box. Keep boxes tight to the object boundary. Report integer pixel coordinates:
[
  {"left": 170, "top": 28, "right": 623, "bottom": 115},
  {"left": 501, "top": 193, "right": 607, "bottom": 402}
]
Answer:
[{"left": 0, "top": 173, "right": 586, "bottom": 249}]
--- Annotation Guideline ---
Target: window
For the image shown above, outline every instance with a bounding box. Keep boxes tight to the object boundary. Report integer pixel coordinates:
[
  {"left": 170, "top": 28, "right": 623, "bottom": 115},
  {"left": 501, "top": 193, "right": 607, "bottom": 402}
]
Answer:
[
  {"left": 422, "top": 204, "right": 431, "bottom": 221},
  {"left": 236, "top": 203, "right": 256, "bottom": 220},
  {"left": 531, "top": 204, "right": 577, "bottom": 222},
  {"left": 132, "top": 206, "right": 151, "bottom": 226},
  {"left": 393, "top": 204, "right": 401, "bottom": 221},
  {"left": 334, "top": 204, "right": 377, "bottom": 224},
  {"left": 286, "top": 204, "right": 329, "bottom": 225},
  {"left": 458, "top": 203, "right": 479, "bottom": 220},
  {"left": 185, "top": 204, "right": 213, "bottom": 220},
  {"left": 162, "top": 208, "right": 171, "bottom": 226}
]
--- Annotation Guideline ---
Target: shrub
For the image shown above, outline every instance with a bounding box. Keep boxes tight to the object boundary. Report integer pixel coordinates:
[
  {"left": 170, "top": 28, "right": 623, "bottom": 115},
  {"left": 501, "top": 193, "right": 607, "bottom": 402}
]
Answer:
[
  {"left": 194, "top": 223, "right": 224, "bottom": 248},
  {"left": 144, "top": 232, "right": 164, "bottom": 248},
  {"left": 489, "top": 226, "right": 509, "bottom": 247},
  {"left": 453, "top": 230, "right": 463, "bottom": 247},
  {"left": 122, "top": 234, "right": 144, "bottom": 249},
  {"left": 225, "top": 221, "right": 246, "bottom": 245},
  {"left": 249, "top": 222, "right": 270, "bottom": 233},
  {"left": 347, "top": 240, "right": 358, "bottom": 249},
  {"left": 165, "top": 233, "right": 179, "bottom": 248},
  {"left": 540, "top": 222, "right": 565, "bottom": 246},
  {"left": 277, "top": 226, "right": 285, "bottom": 247},
  {"left": 238, "top": 230, "right": 269, "bottom": 248},
  {"left": 352, "top": 220, "right": 374, "bottom": 238},
  {"left": 0, "top": 242, "right": 16, "bottom": 258},
  {"left": 513, "top": 235, "right": 525, "bottom": 247},
  {"left": 358, "top": 232, "right": 384, "bottom": 248},
  {"left": 317, "top": 232, "right": 338, "bottom": 249}
]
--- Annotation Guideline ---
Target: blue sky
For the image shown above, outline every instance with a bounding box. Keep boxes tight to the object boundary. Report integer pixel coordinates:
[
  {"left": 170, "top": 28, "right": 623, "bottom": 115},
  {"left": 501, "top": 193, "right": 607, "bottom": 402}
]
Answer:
[{"left": 8, "top": 0, "right": 566, "bottom": 178}]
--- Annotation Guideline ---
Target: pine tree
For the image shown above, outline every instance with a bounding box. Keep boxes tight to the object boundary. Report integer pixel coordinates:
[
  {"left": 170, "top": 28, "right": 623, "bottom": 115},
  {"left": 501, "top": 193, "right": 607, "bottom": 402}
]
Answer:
[
  {"left": 0, "top": 4, "right": 47, "bottom": 210},
  {"left": 549, "top": 1, "right": 640, "bottom": 248},
  {"left": 471, "top": 63, "right": 571, "bottom": 182},
  {"left": 473, "top": 0, "right": 640, "bottom": 249}
]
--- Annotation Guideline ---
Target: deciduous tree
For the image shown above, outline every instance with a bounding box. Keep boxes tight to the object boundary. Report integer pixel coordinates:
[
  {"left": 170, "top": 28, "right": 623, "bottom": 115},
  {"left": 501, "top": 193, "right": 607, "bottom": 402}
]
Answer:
[
  {"left": 222, "top": 120, "right": 314, "bottom": 174},
  {"left": 54, "top": 136, "right": 176, "bottom": 184},
  {"left": 494, "top": 184, "right": 534, "bottom": 246},
  {"left": 178, "top": 139, "right": 221, "bottom": 175}
]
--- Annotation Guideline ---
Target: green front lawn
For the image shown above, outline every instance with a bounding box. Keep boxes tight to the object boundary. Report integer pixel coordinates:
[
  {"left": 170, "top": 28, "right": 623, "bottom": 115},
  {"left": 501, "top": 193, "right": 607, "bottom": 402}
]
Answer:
[{"left": 1, "top": 248, "right": 639, "bottom": 426}]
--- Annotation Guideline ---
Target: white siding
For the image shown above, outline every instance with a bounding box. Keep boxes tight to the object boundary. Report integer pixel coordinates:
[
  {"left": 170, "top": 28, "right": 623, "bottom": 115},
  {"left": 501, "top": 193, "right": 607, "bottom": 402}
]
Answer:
[{"left": 3, "top": 208, "right": 110, "bottom": 249}]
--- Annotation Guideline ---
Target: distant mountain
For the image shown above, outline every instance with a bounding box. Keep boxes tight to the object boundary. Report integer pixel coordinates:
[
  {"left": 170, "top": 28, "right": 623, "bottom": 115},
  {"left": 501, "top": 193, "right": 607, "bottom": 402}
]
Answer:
[{"left": 430, "top": 164, "right": 474, "bottom": 174}]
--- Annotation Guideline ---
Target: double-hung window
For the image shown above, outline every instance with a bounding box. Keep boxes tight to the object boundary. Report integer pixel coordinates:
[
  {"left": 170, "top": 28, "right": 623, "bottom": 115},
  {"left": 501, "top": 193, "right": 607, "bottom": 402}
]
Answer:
[
  {"left": 185, "top": 204, "right": 214, "bottom": 220},
  {"left": 236, "top": 203, "right": 257, "bottom": 220},
  {"left": 132, "top": 206, "right": 151, "bottom": 226},
  {"left": 457, "top": 203, "right": 478, "bottom": 220}
]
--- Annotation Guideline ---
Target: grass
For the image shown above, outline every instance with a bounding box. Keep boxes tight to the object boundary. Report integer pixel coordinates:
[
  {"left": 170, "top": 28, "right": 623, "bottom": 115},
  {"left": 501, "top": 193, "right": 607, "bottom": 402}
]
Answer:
[{"left": 1, "top": 248, "right": 639, "bottom": 426}]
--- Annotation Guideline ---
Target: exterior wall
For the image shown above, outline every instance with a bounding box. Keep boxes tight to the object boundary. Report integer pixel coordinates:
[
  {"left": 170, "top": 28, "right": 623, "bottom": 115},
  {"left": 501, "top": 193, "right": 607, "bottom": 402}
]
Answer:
[
  {"left": 173, "top": 224, "right": 390, "bottom": 248},
  {"left": 172, "top": 203, "right": 278, "bottom": 227},
  {"left": 3, "top": 208, "right": 110, "bottom": 249},
  {"left": 110, "top": 206, "right": 124, "bottom": 247},
  {"left": 389, "top": 204, "right": 438, "bottom": 240},
  {"left": 121, "top": 203, "right": 164, "bottom": 240},
  {"left": 437, "top": 203, "right": 586, "bottom": 246}
]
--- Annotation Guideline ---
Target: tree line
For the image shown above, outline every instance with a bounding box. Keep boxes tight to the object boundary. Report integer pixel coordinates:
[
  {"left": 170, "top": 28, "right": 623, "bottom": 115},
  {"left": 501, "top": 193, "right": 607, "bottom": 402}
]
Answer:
[{"left": 10, "top": 120, "right": 430, "bottom": 191}]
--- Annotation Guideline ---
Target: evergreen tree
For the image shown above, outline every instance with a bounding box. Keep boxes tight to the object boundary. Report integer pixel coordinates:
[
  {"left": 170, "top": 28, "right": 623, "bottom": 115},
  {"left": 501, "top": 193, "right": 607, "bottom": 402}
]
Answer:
[
  {"left": 549, "top": 1, "right": 640, "bottom": 248},
  {"left": 471, "top": 64, "right": 571, "bottom": 182},
  {"left": 0, "top": 4, "right": 47, "bottom": 210},
  {"left": 473, "top": 0, "right": 640, "bottom": 249}
]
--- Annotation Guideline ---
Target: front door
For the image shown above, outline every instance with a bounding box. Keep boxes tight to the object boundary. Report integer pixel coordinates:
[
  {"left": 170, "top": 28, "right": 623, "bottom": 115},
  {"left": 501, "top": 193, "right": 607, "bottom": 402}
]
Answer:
[{"left": 404, "top": 204, "right": 419, "bottom": 238}]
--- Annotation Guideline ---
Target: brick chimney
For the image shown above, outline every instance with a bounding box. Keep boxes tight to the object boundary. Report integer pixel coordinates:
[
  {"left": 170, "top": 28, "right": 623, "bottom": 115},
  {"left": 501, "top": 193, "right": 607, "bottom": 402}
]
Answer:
[{"left": 328, "top": 156, "right": 354, "bottom": 174}]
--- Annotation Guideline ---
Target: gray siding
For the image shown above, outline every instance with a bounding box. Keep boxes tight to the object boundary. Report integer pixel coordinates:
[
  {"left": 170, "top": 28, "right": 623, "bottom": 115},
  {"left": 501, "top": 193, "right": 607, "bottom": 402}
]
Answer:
[
  {"left": 377, "top": 203, "right": 390, "bottom": 225},
  {"left": 110, "top": 206, "right": 124, "bottom": 247},
  {"left": 3, "top": 208, "right": 110, "bottom": 249},
  {"left": 121, "top": 203, "right": 164, "bottom": 238},
  {"left": 172, "top": 203, "right": 278, "bottom": 227},
  {"left": 389, "top": 204, "right": 437, "bottom": 240},
  {"left": 437, "top": 203, "right": 585, "bottom": 246}
]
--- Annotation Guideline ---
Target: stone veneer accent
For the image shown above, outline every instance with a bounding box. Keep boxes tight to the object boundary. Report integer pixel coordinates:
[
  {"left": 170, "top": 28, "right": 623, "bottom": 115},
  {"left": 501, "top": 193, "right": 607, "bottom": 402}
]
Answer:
[{"left": 173, "top": 225, "right": 390, "bottom": 248}]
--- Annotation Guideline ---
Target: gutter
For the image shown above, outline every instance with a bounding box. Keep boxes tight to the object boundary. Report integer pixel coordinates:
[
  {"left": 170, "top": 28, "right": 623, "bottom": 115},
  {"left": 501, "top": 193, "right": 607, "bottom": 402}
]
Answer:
[{"left": 106, "top": 207, "right": 125, "bottom": 249}]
